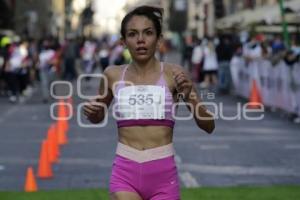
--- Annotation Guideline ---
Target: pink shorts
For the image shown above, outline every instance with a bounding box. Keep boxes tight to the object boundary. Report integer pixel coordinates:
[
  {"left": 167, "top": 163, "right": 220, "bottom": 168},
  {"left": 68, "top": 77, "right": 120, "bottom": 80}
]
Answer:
[{"left": 109, "top": 143, "right": 180, "bottom": 200}]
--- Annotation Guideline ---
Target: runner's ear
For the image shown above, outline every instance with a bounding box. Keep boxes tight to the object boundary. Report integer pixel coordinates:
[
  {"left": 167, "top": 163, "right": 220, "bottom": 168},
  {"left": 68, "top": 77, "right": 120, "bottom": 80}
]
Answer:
[
  {"left": 156, "top": 34, "right": 163, "bottom": 50},
  {"left": 120, "top": 37, "right": 125, "bottom": 46}
]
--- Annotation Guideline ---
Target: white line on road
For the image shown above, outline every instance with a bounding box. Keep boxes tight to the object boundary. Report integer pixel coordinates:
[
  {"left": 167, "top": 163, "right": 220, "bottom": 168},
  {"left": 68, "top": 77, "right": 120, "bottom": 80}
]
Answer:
[
  {"left": 175, "top": 154, "right": 200, "bottom": 187},
  {"left": 179, "top": 172, "right": 199, "bottom": 188},
  {"left": 0, "top": 165, "right": 5, "bottom": 171},
  {"left": 175, "top": 154, "right": 182, "bottom": 164},
  {"left": 228, "top": 127, "right": 300, "bottom": 135},
  {"left": 175, "top": 126, "right": 300, "bottom": 135},
  {"left": 179, "top": 163, "right": 300, "bottom": 176},
  {"left": 199, "top": 144, "right": 230, "bottom": 150},
  {"left": 60, "top": 158, "right": 112, "bottom": 167},
  {"left": 175, "top": 135, "right": 300, "bottom": 142},
  {"left": 0, "top": 137, "right": 116, "bottom": 144},
  {"left": 0, "top": 106, "right": 19, "bottom": 123},
  {"left": 284, "top": 144, "right": 300, "bottom": 149},
  {"left": 0, "top": 157, "right": 112, "bottom": 167}
]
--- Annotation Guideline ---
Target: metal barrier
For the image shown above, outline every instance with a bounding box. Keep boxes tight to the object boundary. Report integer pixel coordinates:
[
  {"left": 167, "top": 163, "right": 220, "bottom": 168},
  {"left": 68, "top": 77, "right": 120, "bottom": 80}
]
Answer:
[{"left": 230, "top": 56, "right": 300, "bottom": 116}]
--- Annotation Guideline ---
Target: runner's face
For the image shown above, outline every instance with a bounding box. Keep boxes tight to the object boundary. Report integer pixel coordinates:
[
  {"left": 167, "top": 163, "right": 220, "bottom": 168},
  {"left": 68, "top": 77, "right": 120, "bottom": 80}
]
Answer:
[{"left": 123, "top": 15, "right": 160, "bottom": 62}]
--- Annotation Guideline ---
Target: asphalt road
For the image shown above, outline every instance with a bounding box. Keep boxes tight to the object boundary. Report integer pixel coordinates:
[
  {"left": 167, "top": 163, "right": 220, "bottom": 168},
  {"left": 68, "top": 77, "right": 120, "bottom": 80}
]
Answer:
[{"left": 0, "top": 52, "right": 299, "bottom": 191}]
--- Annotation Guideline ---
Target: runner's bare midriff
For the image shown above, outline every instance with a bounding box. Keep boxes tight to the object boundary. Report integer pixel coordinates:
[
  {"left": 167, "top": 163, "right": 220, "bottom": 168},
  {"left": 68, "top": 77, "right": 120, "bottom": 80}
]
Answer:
[{"left": 118, "top": 126, "right": 173, "bottom": 150}]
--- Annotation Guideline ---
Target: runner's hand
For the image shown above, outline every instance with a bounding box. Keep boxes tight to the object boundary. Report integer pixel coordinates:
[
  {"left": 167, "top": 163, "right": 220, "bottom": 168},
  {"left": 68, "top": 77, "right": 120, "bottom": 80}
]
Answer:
[
  {"left": 172, "top": 69, "right": 192, "bottom": 101},
  {"left": 83, "top": 100, "right": 104, "bottom": 123}
]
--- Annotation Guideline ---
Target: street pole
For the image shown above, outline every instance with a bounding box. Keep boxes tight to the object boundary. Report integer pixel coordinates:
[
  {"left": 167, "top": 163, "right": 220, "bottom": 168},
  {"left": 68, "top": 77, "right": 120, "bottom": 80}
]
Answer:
[{"left": 278, "top": 0, "right": 290, "bottom": 48}]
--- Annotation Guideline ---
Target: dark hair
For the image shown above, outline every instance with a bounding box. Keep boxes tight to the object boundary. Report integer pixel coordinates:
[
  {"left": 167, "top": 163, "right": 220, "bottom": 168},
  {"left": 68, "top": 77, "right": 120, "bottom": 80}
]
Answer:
[{"left": 120, "top": 5, "right": 163, "bottom": 38}]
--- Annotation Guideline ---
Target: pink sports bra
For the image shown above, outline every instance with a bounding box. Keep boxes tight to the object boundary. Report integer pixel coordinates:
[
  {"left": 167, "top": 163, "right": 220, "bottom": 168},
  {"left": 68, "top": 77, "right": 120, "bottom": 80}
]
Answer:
[{"left": 113, "top": 62, "right": 175, "bottom": 128}]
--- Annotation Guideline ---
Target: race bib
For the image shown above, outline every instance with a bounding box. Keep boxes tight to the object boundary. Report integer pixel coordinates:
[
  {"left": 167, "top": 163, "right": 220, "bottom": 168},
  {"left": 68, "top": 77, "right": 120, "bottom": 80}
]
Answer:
[{"left": 117, "top": 85, "right": 165, "bottom": 119}]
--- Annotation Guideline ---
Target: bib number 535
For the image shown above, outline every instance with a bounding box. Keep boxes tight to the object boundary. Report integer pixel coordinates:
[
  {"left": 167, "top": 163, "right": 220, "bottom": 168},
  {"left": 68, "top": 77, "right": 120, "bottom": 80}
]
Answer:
[{"left": 129, "top": 94, "right": 154, "bottom": 105}]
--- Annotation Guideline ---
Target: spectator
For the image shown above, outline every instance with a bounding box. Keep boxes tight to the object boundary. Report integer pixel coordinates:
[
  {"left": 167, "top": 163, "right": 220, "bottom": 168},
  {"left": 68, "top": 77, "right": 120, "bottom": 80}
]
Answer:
[
  {"left": 201, "top": 40, "right": 218, "bottom": 88},
  {"left": 216, "top": 36, "right": 234, "bottom": 94},
  {"left": 191, "top": 38, "right": 204, "bottom": 83}
]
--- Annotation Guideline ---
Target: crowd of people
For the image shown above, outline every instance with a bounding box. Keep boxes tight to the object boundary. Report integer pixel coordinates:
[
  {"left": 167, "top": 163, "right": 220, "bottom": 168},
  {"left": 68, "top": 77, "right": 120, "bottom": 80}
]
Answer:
[
  {"left": 1, "top": 29, "right": 299, "bottom": 104},
  {"left": 181, "top": 33, "right": 300, "bottom": 94},
  {"left": 0, "top": 35, "right": 138, "bottom": 103}
]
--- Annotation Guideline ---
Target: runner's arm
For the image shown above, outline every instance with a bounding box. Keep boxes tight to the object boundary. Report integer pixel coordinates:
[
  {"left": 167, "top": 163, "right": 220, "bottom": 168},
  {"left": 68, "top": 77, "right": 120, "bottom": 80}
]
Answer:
[{"left": 83, "top": 68, "right": 113, "bottom": 124}]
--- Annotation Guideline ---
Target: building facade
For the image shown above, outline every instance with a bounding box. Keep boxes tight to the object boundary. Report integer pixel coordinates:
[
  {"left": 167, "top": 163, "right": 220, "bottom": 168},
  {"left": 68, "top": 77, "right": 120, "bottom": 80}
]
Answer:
[
  {"left": 1, "top": 0, "right": 92, "bottom": 41},
  {"left": 216, "top": 0, "right": 300, "bottom": 34}
]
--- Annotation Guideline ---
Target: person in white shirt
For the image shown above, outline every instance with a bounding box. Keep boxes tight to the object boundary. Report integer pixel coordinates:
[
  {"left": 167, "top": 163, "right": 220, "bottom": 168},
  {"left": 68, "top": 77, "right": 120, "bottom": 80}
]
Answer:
[
  {"left": 81, "top": 40, "right": 96, "bottom": 81},
  {"left": 191, "top": 39, "right": 204, "bottom": 83},
  {"left": 201, "top": 40, "right": 218, "bottom": 88},
  {"left": 38, "top": 41, "right": 56, "bottom": 103},
  {"left": 5, "top": 42, "right": 28, "bottom": 103}
]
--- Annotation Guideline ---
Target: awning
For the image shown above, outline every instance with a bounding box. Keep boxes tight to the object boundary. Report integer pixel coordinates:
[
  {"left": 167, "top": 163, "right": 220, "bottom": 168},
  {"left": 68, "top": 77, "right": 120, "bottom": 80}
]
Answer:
[
  {"left": 216, "top": 0, "right": 300, "bottom": 29},
  {"left": 255, "top": 25, "right": 299, "bottom": 33}
]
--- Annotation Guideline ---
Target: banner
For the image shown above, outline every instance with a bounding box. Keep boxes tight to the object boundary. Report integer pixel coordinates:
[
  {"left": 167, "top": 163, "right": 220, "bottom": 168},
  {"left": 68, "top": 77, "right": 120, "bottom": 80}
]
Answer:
[{"left": 230, "top": 57, "right": 300, "bottom": 116}]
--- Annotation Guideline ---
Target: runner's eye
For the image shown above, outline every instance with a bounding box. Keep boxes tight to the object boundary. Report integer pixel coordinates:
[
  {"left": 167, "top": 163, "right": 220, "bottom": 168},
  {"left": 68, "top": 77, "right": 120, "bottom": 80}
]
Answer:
[
  {"left": 127, "top": 32, "right": 136, "bottom": 37},
  {"left": 146, "top": 30, "right": 153, "bottom": 36}
]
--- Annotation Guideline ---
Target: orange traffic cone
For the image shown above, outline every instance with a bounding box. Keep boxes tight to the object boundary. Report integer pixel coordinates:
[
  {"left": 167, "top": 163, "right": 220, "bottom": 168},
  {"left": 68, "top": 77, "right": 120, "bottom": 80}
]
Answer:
[
  {"left": 59, "top": 100, "right": 67, "bottom": 130},
  {"left": 52, "top": 123, "right": 60, "bottom": 157},
  {"left": 47, "top": 125, "right": 59, "bottom": 163},
  {"left": 58, "top": 99, "right": 70, "bottom": 134},
  {"left": 24, "top": 166, "right": 38, "bottom": 192},
  {"left": 248, "top": 80, "right": 262, "bottom": 109},
  {"left": 37, "top": 140, "right": 53, "bottom": 179},
  {"left": 57, "top": 119, "right": 67, "bottom": 145}
]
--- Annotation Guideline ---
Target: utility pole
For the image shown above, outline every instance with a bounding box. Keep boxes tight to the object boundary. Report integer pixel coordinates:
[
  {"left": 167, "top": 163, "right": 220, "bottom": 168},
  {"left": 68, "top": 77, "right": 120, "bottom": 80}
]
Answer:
[{"left": 278, "top": 0, "right": 290, "bottom": 48}]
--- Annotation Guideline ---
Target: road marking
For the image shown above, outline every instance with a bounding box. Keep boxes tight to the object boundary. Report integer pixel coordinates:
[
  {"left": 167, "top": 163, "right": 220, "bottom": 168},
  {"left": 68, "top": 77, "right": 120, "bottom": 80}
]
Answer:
[
  {"left": 179, "top": 172, "right": 199, "bottom": 187},
  {"left": 0, "top": 165, "right": 5, "bottom": 171},
  {"left": 229, "top": 127, "right": 300, "bottom": 134},
  {"left": 175, "top": 135, "right": 300, "bottom": 142},
  {"left": 179, "top": 163, "right": 300, "bottom": 176},
  {"left": 284, "top": 144, "right": 300, "bottom": 149},
  {"left": 175, "top": 154, "right": 182, "bottom": 164},
  {"left": 175, "top": 126, "right": 300, "bottom": 135},
  {"left": 0, "top": 106, "right": 19, "bottom": 123},
  {"left": 0, "top": 137, "right": 115, "bottom": 144},
  {"left": 199, "top": 144, "right": 230, "bottom": 150},
  {"left": 0, "top": 157, "right": 112, "bottom": 167},
  {"left": 175, "top": 154, "right": 199, "bottom": 187},
  {"left": 60, "top": 158, "right": 112, "bottom": 167}
]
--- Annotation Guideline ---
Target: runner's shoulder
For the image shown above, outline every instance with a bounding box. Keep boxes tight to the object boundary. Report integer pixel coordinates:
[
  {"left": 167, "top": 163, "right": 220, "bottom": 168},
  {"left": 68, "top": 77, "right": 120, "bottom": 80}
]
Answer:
[{"left": 103, "top": 65, "right": 126, "bottom": 81}]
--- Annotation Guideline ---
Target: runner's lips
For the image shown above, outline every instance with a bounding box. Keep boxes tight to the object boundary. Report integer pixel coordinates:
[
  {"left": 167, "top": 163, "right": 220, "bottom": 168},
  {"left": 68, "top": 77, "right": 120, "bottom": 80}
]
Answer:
[{"left": 136, "top": 47, "right": 147, "bottom": 51}]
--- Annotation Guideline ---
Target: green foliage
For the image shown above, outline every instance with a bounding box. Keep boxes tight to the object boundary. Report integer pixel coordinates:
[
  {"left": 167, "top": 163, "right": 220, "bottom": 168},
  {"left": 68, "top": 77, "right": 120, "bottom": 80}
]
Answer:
[{"left": 1, "top": 186, "right": 300, "bottom": 200}]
